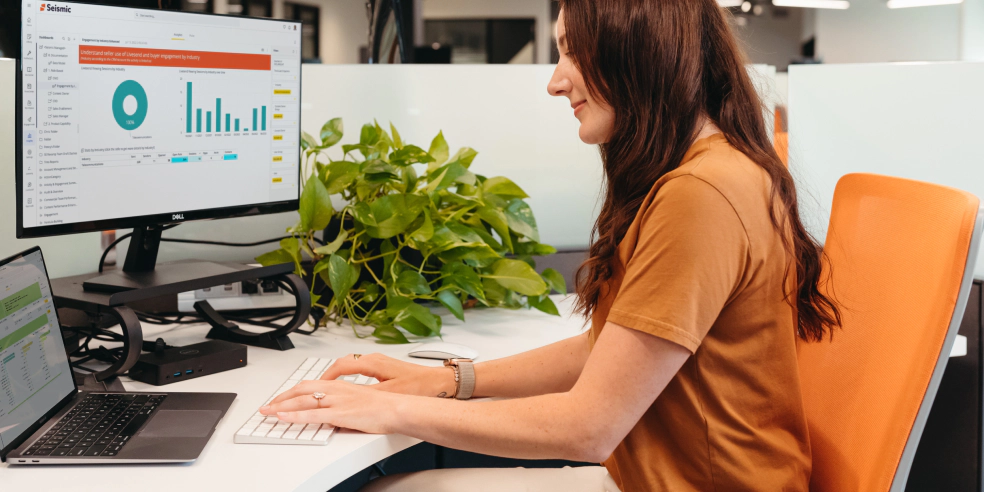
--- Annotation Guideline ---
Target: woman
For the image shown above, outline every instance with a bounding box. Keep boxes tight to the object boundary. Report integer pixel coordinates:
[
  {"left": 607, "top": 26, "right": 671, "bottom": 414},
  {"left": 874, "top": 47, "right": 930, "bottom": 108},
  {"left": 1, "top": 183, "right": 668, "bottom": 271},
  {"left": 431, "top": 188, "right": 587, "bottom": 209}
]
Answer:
[{"left": 261, "top": 0, "right": 840, "bottom": 490}]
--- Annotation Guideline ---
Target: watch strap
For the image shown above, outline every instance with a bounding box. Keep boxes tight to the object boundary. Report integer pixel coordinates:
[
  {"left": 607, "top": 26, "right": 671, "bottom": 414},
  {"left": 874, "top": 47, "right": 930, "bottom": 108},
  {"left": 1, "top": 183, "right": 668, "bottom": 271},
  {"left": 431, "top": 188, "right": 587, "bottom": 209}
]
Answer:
[{"left": 455, "top": 360, "right": 475, "bottom": 400}]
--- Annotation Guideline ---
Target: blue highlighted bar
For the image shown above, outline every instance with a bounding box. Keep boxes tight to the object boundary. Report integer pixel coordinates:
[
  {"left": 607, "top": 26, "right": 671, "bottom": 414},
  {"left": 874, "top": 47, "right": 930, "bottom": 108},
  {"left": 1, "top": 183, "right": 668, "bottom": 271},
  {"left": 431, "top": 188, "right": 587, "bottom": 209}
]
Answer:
[
  {"left": 171, "top": 157, "right": 189, "bottom": 163},
  {"left": 189, "top": 156, "right": 203, "bottom": 162},
  {"left": 223, "top": 154, "right": 238, "bottom": 161}
]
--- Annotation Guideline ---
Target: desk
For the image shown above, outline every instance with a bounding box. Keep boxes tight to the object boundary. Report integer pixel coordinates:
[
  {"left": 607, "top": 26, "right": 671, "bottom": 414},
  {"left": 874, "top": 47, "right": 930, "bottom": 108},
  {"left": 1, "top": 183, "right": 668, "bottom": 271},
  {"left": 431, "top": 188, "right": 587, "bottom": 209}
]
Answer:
[{"left": 0, "top": 295, "right": 582, "bottom": 492}]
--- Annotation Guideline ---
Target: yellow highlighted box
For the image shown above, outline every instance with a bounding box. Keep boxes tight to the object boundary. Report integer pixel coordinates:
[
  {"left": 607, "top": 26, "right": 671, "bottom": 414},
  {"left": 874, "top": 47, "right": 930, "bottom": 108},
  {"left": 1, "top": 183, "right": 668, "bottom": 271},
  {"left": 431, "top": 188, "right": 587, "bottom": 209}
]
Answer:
[
  {"left": 273, "top": 135, "right": 283, "bottom": 141},
  {"left": 272, "top": 156, "right": 283, "bottom": 162},
  {"left": 273, "top": 114, "right": 283, "bottom": 120},
  {"left": 274, "top": 89, "right": 291, "bottom": 95},
  {"left": 272, "top": 177, "right": 283, "bottom": 183}
]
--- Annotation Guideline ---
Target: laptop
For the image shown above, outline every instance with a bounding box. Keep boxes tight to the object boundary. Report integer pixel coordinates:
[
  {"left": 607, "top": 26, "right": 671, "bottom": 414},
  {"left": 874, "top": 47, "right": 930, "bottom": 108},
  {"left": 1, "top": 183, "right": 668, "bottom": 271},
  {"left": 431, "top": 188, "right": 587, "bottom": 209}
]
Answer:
[{"left": 0, "top": 246, "right": 236, "bottom": 464}]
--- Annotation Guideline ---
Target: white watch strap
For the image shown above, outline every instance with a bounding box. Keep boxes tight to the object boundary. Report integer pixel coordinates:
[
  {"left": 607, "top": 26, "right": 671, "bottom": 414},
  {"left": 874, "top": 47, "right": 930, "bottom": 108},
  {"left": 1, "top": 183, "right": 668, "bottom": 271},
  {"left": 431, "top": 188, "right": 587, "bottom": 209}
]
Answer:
[{"left": 455, "top": 360, "right": 475, "bottom": 400}]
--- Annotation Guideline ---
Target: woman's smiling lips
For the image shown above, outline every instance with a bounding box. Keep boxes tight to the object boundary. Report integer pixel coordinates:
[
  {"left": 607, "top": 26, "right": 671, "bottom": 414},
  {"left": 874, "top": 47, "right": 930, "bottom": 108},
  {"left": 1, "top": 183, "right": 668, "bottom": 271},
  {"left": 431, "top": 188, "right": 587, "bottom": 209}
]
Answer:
[{"left": 572, "top": 100, "right": 587, "bottom": 117}]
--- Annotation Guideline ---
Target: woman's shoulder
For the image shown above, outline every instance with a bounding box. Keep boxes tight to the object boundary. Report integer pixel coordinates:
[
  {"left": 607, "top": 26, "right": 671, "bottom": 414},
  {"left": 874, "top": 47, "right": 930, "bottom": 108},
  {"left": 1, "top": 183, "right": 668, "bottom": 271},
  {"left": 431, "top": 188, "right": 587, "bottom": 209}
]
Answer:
[{"left": 658, "top": 134, "right": 772, "bottom": 215}]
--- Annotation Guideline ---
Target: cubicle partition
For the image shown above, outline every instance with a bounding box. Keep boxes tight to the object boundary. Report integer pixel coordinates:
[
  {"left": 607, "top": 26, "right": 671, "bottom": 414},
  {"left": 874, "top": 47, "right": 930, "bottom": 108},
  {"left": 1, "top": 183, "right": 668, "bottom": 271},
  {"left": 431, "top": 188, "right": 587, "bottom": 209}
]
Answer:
[
  {"left": 0, "top": 61, "right": 777, "bottom": 279},
  {"left": 788, "top": 61, "right": 984, "bottom": 492}
]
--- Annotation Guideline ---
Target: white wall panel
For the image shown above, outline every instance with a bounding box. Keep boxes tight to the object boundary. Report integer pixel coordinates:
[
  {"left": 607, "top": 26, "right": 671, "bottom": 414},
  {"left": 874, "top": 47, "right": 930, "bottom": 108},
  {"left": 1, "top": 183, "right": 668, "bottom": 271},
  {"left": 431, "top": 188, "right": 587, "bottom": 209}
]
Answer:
[{"left": 788, "top": 62, "right": 984, "bottom": 276}]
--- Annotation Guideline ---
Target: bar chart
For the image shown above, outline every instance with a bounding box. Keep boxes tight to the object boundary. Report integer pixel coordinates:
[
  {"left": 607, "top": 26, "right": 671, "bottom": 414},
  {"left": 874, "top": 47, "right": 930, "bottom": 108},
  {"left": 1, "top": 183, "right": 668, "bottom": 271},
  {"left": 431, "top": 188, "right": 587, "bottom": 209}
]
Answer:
[{"left": 184, "top": 81, "right": 267, "bottom": 134}]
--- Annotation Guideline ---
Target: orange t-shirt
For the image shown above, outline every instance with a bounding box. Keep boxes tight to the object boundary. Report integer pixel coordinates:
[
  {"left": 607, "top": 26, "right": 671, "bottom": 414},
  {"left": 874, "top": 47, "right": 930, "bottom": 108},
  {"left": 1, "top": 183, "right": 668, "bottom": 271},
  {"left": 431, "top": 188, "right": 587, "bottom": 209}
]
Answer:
[{"left": 590, "top": 134, "right": 811, "bottom": 491}]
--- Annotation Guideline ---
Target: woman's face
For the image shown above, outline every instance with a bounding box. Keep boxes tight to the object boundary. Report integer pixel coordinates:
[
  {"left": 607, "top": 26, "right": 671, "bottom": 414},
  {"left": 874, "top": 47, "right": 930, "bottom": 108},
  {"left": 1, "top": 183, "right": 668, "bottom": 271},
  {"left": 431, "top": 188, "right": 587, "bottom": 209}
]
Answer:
[{"left": 548, "top": 10, "right": 615, "bottom": 145}]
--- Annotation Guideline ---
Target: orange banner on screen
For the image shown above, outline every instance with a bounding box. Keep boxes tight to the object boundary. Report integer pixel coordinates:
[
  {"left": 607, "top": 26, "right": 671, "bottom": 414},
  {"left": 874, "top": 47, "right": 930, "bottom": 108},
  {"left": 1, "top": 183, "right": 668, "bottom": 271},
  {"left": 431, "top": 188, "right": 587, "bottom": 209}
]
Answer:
[{"left": 78, "top": 46, "right": 270, "bottom": 70}]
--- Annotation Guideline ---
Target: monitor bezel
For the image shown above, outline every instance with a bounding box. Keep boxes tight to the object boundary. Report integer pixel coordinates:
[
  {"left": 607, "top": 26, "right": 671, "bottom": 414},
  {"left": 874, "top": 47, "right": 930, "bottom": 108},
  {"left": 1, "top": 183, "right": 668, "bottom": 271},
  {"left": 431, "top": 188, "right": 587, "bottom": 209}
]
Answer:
[
  {"left": 14, "top": 0, "right": 303, "bottom": 240},
  {"left": 0, "top": 246, "right": 79, "bottom": 462}
]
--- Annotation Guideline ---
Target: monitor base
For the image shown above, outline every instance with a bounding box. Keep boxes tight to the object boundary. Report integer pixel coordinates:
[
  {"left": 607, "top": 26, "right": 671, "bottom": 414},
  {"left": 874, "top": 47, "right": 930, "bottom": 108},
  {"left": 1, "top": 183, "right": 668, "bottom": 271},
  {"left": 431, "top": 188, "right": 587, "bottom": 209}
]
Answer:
[{"left": 83, "top": 261, "right": 243, "bottom": 293}]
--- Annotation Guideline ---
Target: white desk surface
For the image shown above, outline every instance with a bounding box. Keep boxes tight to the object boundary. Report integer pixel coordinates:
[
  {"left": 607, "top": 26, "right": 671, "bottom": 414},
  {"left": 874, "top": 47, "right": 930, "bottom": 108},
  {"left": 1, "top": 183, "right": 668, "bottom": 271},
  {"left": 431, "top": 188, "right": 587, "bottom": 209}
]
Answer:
[{"left": 0, "top": 295, "right": 582, "bottom": 492}]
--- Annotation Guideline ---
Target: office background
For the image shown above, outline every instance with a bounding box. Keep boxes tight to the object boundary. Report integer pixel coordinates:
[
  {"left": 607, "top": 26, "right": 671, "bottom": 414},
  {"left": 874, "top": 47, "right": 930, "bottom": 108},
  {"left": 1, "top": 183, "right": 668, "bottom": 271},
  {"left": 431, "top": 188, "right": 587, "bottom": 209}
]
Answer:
[{"left": 3, "top": 1, "right": 984, "bottom": 490}]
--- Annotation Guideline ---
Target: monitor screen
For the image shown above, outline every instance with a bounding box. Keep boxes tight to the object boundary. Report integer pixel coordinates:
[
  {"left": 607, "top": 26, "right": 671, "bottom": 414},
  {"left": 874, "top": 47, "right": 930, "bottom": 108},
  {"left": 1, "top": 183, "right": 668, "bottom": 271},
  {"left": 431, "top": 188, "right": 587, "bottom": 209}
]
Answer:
[
  {"left": 17, "top": 1, "right": 302, "bottom": 238},
  {"left": 0, "top": 249, "right": 75, "bottom": 455}
]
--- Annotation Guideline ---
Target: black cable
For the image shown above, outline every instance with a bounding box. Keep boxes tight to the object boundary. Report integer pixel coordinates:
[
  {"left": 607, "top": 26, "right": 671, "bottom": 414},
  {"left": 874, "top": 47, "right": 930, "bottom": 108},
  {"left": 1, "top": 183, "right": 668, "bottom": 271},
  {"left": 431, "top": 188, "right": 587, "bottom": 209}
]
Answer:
[{"left": 97, "top": 224, "right": 324, "bottom": 273}]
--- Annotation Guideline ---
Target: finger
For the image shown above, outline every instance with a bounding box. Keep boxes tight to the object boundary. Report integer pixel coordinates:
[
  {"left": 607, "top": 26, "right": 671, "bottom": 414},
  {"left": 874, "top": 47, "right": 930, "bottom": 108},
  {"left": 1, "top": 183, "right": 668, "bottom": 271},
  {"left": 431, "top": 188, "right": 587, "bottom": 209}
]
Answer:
[
  {"left": 268, "top": 380, "right": 331, "bottom": 406},
  {"left": 260, "top": 394, "right": 323, "bottom": 415},
  {"left": 276, "top": 408, "right": 336, "bottom": 425},
  {"left": 321, "top": 354, "right": 386, "bottom": 381}
]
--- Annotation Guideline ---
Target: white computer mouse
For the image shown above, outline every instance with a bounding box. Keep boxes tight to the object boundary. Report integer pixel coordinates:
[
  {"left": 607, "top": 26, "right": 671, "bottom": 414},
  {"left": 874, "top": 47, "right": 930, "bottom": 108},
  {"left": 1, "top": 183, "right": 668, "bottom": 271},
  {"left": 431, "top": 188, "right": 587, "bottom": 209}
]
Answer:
[{"left": 408, "top": 342, "right": 479, "bottom": 360}]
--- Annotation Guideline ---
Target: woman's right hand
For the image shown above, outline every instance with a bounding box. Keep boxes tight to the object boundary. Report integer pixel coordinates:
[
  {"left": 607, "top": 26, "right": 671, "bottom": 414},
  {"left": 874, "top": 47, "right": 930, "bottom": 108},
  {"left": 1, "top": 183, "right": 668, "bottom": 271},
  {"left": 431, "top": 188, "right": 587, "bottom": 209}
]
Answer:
[{"left": 320, "top": 353, "right": 457, "bottom": 398}]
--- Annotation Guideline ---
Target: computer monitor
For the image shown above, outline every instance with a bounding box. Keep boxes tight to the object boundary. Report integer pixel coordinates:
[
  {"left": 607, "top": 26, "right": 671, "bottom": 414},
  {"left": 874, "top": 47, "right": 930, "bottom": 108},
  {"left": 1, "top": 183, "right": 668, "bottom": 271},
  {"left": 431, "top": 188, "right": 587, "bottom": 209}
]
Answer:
[{"left": 14, "top": 1, "right": 302, "bottom": 291}]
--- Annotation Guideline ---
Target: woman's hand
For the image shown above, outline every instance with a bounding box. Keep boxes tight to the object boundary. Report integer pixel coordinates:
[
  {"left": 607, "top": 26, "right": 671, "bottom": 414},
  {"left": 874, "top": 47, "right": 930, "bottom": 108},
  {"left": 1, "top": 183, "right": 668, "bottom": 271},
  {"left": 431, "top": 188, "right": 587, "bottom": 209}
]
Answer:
[
  {"left": 320, "top": 353, "right": 456, "bottom": 398},
  {"left": 259, "top": 379, "right": 402, "bottom": 434}
]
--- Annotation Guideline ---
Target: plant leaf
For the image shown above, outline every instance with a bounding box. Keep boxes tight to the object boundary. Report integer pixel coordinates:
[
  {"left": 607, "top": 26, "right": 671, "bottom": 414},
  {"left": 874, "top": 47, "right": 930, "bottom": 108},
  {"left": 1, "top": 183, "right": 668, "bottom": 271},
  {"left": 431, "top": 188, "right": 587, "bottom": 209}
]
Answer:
[
  {"left": 299, "top": 177, "right": 333, "bottom": 232},
  {"left": 540, "top": 268, "right": 567, "bottom": 295},
  {"left": 441, "top": 262, "right": 486, "bottom": 301},
  {"left": 327, "top": 254, "right": 360, "bottom": 300},
  {"left": 322, "top": 161, "right": 360, "bottom": 194},
  {"left": 280, "top": 237, "right": 302, "bottom": 265},
  {"left": 446, "top": 147, "right": 478, "bottom": 168},
  {"left": 529, "top": 295, "right": 560, "bottom": 316},
  {"left": 314, "top": 230, "right": 348, "bottom": 256},
  {"left": 319, "top": 118, "right": 344, "bottom": 148},
  {"left": 390, "top": 122, "right": 404, "bottom": 150},
  {"left": 363, "top": 194, "right": 430, "bottom": 239},
  {"left": 395, "top": 271, "right": 433, "bottom": 296},
  {"left": 390, "top": 145, "right": 436, "bottom": 166},
  {"left": 255, "top": 249, "right": 294, "bottom": 267},
  {"left": 372, "top": 325, "right": 410, "bottom": 344},
  {"left": 301, "top": 131, "right": 319, "bottom": 150},
  {"left": 488, "top": 259, "right": 548, "bottom": 296},
  {"left": 429, "top": 130, "right": 449, "bottom": 166},
  {"left": 359, "top": 123, "right": 379, "bottom": 147},
  {"left": 351, "top": 202, "right": 377, "bottom": 226},
  {"left": 387, "top": 297, "right": 441, "bottom": 336},
  {"left": 409, "top": 209, "right": 434, "bottom": 242},
  {"left": 426, "top": 163, "right": 468, "bottom": 193},
  {"left": 483, "top": 177, "right": 529, "bottom": 198},
  {"left": 504, "top": 198, "right": 540, "bottom": 242},
  {"left": 482, "top": 278, "right": 507, "bottom": 304},
  {"left": 477, "top": 206, "right": 513, "bottom": 252},
  {"left": 437, "top": 290, "right": 465, "bottom": 321}
]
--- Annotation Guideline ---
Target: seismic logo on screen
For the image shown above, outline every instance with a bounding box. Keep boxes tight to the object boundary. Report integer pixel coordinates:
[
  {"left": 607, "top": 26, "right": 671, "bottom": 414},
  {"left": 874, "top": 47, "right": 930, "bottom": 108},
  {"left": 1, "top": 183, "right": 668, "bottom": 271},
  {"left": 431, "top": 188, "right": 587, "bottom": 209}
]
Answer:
[{"left": 40, "top": 3, "right": 72, "bottom": 12}]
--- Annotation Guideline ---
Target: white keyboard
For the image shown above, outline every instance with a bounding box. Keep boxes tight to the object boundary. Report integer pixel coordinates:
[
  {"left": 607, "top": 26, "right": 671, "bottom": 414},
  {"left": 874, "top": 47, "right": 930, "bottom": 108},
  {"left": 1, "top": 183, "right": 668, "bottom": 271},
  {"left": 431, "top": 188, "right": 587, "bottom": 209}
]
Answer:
[{"left": 234, "top": 357, "right": 377, "bottom": 445}]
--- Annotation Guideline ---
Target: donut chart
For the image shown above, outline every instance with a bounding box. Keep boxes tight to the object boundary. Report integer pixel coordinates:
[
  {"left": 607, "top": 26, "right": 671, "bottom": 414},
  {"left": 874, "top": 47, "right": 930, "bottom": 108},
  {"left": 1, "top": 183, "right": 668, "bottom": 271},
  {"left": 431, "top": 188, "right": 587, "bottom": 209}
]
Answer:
[{"left": 111, "top": 80, "right": 148, "bottom": 131}]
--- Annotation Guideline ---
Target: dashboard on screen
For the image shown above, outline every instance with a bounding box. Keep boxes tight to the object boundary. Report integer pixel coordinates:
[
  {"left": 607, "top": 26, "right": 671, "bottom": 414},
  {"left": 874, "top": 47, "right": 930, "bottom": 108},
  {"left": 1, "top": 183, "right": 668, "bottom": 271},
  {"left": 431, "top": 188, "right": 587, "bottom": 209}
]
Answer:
[{"left": 18, "top": 1, "right": 302, "bottom": 236}]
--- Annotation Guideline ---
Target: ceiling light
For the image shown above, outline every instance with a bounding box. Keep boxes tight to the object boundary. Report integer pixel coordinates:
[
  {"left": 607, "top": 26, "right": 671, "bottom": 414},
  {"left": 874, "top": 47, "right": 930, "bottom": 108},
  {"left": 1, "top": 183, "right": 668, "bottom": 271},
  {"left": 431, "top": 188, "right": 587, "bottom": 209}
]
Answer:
[
  {"left": 718, "top": 0, "right": 744, "bottom": 7},
  {"left": 887, "top": 0, "right": 961, "bottom": 7},
  {"left": 772, "top": 0, "right": 850, "bottom": 8},
  {"left": 741, "top": 1, "right": 753, "bottom": 12}
]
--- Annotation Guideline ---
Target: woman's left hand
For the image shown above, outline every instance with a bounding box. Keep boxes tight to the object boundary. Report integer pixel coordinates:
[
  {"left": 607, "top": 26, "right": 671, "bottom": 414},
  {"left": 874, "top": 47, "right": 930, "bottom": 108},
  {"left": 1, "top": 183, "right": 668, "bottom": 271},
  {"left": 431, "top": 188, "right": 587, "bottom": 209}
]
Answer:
[{"left": 258, "top": 379, "right": 402, "bottom": 434}]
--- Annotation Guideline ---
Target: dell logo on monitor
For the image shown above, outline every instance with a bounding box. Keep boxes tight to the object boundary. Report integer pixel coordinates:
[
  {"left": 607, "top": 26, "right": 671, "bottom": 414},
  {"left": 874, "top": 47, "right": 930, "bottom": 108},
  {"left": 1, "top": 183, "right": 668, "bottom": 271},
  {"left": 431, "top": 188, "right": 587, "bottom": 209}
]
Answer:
[{"left": 172, "top": 214, "right": 185, "bottom": 221}]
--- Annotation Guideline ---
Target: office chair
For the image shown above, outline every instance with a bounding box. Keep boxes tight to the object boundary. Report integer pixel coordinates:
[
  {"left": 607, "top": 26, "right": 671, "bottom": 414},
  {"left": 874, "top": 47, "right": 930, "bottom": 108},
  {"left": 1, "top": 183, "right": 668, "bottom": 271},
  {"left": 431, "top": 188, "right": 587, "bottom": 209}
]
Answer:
[{"left": 797, "top": 173, "right": 983, "bottom": 492}]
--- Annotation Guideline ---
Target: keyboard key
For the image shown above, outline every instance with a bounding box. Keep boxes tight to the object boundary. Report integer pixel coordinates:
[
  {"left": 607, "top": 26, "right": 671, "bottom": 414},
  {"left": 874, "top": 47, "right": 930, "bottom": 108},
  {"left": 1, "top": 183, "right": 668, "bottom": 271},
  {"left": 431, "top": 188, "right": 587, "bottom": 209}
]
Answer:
[
  {"left": 251, "top": 421, "right": 276, "bottom": 437},
  {"left": 84, "top": 446, "right": 106, "bottom": 456},
  {"left": 299, "top": 358, "right": 316, "bottom": 370},
  {"left": 282, "top": 424, "right": 304, "bottom": 440},
  {"left": 355, "top": 375, "right": 370, "bottom": 385},
  {"left": 297, "top": 424, "right": 319, "bottom": 440},
  {"left": 268, "top": 421, "right": 292, "bottom": 439},
  {"left": 312, "top": 359, "right": 330, "bottom": 373},
  {"left": 313, "top": 427, "right": 334, "bottom": 442}
]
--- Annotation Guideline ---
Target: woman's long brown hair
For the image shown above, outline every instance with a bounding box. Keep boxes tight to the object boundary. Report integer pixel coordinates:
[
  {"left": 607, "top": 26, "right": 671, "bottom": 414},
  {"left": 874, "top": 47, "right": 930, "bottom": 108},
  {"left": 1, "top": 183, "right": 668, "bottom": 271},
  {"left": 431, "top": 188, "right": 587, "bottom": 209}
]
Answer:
[{"left": 564, "top": 0, "right": 841, "bottom": 341}]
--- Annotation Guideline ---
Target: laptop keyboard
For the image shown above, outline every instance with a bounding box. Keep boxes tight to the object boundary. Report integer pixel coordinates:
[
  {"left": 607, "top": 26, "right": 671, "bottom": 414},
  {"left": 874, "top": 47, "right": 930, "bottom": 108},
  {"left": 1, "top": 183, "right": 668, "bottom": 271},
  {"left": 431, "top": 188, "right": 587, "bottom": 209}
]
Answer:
[
  {"left": 234, "top": 357, "right": 376, "bottom": 445},
  {"left": 22, "top": 393, "right": 166, "bottom": 457}
]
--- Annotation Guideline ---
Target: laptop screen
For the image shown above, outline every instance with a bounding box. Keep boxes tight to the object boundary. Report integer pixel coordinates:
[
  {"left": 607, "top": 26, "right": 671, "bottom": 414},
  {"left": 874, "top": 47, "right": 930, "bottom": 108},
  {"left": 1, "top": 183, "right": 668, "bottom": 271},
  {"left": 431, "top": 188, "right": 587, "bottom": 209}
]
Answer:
[{"left": 0, "top": 249, "right": 74, "bottom": 453}]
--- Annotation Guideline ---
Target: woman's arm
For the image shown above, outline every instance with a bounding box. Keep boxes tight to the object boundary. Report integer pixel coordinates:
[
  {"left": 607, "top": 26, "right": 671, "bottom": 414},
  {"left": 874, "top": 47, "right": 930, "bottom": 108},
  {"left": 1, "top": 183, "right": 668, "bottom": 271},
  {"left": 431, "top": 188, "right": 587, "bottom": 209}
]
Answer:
[
  {"left": 473, "top": 331, "right": 591, "bottom": 398},
  {"left": 263, "top": 322, "right": 690, "bottom": 463},
  {"left": 319, "top": 331, "right": 592, "bottom": 399}
]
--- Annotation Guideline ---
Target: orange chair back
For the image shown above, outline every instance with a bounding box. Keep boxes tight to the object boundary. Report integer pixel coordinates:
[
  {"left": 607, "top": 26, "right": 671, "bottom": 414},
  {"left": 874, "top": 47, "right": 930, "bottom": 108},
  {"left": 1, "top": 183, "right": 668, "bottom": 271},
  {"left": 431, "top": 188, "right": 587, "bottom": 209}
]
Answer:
[{"left": 798, "top": 173, "right": 982, "bottom": 492}]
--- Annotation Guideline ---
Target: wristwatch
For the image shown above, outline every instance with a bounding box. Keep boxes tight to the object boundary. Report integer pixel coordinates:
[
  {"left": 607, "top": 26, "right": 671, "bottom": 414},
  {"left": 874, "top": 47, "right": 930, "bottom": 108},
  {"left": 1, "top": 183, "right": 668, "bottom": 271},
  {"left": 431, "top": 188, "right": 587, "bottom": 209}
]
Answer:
[{"left": 444, "top": 358, "right": 475, "bottom": 400}]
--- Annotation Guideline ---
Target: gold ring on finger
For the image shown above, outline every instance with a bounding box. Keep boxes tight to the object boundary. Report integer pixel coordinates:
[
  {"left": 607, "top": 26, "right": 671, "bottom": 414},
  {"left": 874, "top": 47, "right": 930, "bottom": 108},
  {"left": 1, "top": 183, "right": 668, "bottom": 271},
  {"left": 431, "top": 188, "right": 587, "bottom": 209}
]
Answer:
[{"left": 353, "top": 354, "right": 362, "bottom": 360}]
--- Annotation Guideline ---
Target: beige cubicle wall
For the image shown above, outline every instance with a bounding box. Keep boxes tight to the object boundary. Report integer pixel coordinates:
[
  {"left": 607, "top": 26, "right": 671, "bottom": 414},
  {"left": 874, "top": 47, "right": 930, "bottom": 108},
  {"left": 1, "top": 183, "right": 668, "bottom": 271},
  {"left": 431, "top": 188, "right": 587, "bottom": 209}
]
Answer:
[{"left": 787, "top": 61, "right": 984, "bottom": 276}]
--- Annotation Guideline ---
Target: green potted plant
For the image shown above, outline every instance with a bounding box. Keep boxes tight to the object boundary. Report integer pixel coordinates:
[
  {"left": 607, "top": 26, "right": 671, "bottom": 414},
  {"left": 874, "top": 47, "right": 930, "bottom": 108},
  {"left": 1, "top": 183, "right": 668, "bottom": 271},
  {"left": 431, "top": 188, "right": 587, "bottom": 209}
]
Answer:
[{"left": 257, "top": 118, "right": 566, "bottom": 343}]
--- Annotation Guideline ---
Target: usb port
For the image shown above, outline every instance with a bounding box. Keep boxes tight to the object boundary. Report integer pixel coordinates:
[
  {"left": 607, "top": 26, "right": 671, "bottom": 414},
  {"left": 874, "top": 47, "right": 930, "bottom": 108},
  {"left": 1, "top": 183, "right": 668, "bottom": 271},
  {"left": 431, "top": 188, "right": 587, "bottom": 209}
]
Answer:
[
  {"left": 173, "top": 372, "right": 182, "bottom": 377},
  {"left": 186, "top": 369, "right": 194, "bottom": 374}
]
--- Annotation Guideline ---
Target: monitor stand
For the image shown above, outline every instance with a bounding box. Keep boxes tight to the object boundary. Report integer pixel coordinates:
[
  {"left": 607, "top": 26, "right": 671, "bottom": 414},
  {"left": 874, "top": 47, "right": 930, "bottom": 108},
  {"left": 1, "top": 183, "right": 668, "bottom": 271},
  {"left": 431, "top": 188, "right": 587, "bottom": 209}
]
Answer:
[{"left": 83, "top": 225, "right": 240, "bottom": 294}]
